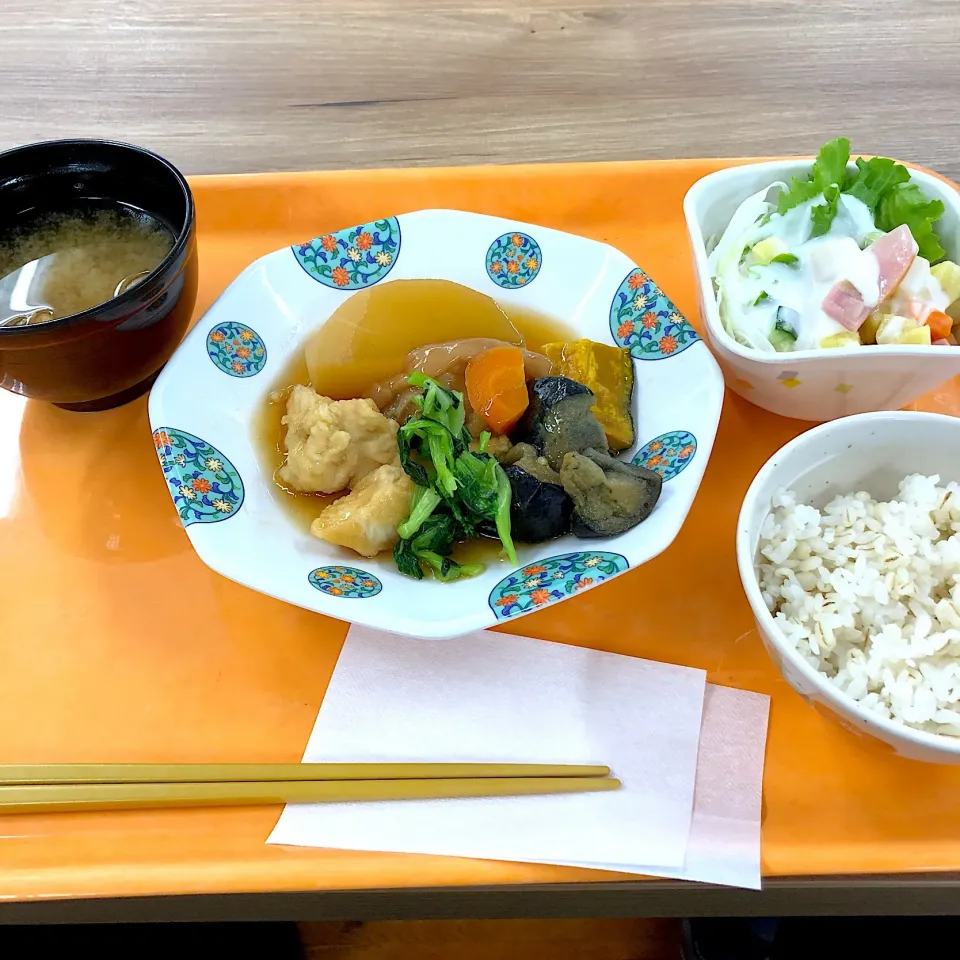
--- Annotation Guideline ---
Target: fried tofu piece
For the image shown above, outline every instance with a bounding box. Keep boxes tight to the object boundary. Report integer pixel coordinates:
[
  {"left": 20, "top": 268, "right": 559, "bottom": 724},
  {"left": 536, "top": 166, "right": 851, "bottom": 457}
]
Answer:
[
  {"left": 310, "top": 464, "right": 414, "bottom": 557},
  {"left": 279, "top": 385, "right": 399, "bottom": 493}
]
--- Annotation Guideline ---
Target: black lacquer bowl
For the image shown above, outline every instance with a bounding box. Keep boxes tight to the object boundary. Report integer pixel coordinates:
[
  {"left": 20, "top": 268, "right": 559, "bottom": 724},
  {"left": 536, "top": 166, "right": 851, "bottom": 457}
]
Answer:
[{"left": 0, "top": 139, "right": 197, "bottom": 411}]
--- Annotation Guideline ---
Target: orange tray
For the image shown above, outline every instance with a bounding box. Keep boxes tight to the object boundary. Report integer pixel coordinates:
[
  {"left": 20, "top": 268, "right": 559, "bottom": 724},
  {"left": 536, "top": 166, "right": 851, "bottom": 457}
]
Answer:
[{"left": 3, "top": 159, "right": 960, "bottom": 903}]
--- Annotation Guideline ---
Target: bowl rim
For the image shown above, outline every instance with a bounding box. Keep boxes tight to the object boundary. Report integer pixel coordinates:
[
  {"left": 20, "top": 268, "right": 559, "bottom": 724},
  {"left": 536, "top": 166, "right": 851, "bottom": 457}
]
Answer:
[
  {"left": 0, "top": 137, "right": 195, "bottom": 339},
  {"left": 683, "top": 158, "right": 960, "bottom": 365},
  {"left": 736, "top": 409, "right": 960, "bottom": 755}
]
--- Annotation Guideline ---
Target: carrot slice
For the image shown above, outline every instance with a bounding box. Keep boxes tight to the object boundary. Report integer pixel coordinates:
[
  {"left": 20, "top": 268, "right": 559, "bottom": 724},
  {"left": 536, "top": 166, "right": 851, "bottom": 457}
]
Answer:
[
  {"left": 465, "top": 345, "right": 529, "bottom": 434},
  {"left": 925, "top": 310, "right": 953, "bottom": 342}
]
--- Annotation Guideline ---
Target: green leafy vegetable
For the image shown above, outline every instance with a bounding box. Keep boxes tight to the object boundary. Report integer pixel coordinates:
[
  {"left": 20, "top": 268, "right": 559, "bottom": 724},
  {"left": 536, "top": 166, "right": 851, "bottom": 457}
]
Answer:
[
  {"left": 440, "top": 491, "right": 479, "bottom": 539},
  {"left": 811, "top": 137, "right": 850, "bottom": 193},
  {"left": 411, "top": 514, "right": 462, "bottom": 556},
  {"left": 844, "top": 156, "right": 911, "bottom": 212},
  {"left": 493, "top": 465, "right": 516, "bottom": 566},
  {"left": 393, "top": 513, "right": 483, "bottom": 583},
  {"left": 452, "top": 451, "right": 519, "bottom": 567},
  {"left": 453, "top": 451, "right": 500, "bottom": 516},
  {"left": 776, "top": 138, "right": 848, "bottom": 213},
  {"left": 398, "top": 418, "right": 458, "bottom": 496},
  {"left": 397, "top": 485, "right": 442, "bottom": 540},
  {"left": 408, "top": 372, "right": 470, "bottom": 452},
  {"left": 752, "top": 291, "right": 769, "bottom": 306},
  {"left": 877, "top": 183, "right": 946, "bottom": 263},
  {"left": 396, "top": 426, "right": 429, "bottom": 488},
  {"left": 809, "top": 184, "right": 840, "bottom": 239},
  {"left": 427, "top": 428, "right": 459, "bottom": 497},
  {"left": 776, "top": 138, "right": 849, "bottom": 224},
  {"left": 409, "top": 372, "right": 463, "bottom": 431},
  {"left": 771, "top": 138, "right": 945, "bottom": 259},
  {"left": 393, "top": 373, "right": 517, "bottom": 580},
  {"left": 776, "top": 176, "right": 820, "bottom": 216},
  {"left": 419, "top": 552, "right": 484, "bottom": 583},
  {"left": 393, "top": 537, "right": 424, "bottom": 579},
  {"left": 770, "top": 253, "right": 799, "bottom": 266}
]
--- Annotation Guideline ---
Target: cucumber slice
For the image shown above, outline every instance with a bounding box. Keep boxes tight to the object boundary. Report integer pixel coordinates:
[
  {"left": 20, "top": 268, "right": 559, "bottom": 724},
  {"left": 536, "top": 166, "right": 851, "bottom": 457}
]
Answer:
[
  {"left": 768, "top": 328, "right": 796, "bottom": 352},
  {"left": 774, "top": 306, "right": 799, "bottom": 340}
]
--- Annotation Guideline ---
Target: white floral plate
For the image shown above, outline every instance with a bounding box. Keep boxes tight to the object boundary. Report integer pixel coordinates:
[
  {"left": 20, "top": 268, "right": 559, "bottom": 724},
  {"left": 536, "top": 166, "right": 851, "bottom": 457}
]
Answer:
[{"left": 148, "top": 209, "right": 724, "bottom": 638}]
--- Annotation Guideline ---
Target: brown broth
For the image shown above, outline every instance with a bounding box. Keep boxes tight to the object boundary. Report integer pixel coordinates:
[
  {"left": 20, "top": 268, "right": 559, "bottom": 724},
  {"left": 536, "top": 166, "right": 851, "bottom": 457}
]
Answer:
[
  {"left": 254, "top": 279, "right": 576, "bottom": 559},
  {"left": 252, "top": 353, "right": 343, "bottom": 530}
]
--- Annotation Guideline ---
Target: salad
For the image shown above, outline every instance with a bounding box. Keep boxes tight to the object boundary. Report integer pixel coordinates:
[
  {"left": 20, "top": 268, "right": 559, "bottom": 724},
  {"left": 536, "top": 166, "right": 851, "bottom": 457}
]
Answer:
[{"left": 709, "top": 138, "right": 960, "bottom": 353}]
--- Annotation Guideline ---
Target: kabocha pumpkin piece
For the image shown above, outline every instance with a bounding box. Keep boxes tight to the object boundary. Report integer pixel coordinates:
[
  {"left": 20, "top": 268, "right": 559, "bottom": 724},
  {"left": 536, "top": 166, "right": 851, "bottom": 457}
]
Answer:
[
  {"left": 560, "top": 448, "right": 661, "bottom": 537},
  {"left": 541, "top": 340, "right": 635, "bottom": 451},
  {"left": 516, "top": 376, "right": 608, "bottom": 470}
]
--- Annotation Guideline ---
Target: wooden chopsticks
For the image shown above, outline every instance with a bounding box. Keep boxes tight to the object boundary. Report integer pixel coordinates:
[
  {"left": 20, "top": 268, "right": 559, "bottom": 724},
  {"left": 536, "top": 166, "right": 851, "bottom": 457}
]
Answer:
[
  {"left": 0, "top": 762, "right": 610, "bottom": 785},
  {"left": 0, "top": 763, "right": 619, "bottom": 814}
]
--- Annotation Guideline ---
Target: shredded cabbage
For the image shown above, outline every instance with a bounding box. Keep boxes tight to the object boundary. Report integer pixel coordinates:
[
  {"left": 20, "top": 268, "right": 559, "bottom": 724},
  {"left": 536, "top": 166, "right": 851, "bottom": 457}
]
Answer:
[{"left": 708, "top": 183, "right": 785, "bottom": 352}]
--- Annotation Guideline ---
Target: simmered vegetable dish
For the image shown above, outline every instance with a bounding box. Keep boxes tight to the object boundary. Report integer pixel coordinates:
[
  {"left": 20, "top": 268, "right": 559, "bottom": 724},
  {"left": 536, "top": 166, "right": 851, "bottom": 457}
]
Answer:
[{"left": 259, "top": 280, "right": 660, "bottom": 583}]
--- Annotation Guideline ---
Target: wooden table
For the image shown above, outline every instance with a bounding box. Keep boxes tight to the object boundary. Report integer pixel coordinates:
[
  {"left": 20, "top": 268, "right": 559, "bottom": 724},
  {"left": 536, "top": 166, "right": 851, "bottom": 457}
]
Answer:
[
  {"left": 3, "top": 0, "right": 960, "bottom": 924},
  {"left": 4, "top": 0, "right": 960, "bottom": 179}
]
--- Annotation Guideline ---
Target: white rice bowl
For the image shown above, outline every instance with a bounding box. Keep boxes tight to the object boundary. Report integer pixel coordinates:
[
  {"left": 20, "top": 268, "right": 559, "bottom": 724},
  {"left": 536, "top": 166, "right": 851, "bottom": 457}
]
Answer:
[{"left": 758, "top": 475, "right": 960, "bottom": 736}]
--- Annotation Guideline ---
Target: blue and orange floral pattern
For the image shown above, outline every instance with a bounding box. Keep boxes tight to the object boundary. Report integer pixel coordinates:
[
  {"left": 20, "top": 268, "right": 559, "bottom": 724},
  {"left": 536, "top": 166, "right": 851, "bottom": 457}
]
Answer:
[
  {"left": 153, "top": 428, "right": 244, "bottom": 526},
  {"left": 308, "top": 565, "right": 382, "bottom": 599},
  {"left": 610, "top": 267, "right": 699, "bottom": 360},
  {"left": 293, "top": 218, "right": 400, "bottom": 289},
  {"left": 632, "top": 431, "right": 697, "bottom": 481},
  {"left": 486, "top": 232, "right": 542, "bottom": 289},
  {"left": 206, "top": 321, "right": 267, "bottom": 378},
  {"left": 488, "top": 551, "right": 628, "bottom": 620}
]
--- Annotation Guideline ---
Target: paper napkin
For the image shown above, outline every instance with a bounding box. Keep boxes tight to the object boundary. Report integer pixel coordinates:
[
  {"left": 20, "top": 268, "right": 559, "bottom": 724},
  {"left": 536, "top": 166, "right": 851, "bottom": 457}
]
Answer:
[
  {"left": 535, "top": 682, "right": 770, "bottom": 889},
  {"left": 269, "top": 624, "right": 707, "bottom": 868}
]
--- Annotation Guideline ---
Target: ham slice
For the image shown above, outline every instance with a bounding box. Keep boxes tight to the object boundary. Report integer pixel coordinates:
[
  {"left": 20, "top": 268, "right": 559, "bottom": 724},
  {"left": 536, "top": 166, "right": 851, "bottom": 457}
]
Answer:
[
  {"left": 821, "top": 225, "right": 920, "bottom": 331},
  {"left": 822, "top": 281, "right": 872, "bottom": 331},
  {"left": 872, "top": 224, "right": 919, "bottom": 300}
]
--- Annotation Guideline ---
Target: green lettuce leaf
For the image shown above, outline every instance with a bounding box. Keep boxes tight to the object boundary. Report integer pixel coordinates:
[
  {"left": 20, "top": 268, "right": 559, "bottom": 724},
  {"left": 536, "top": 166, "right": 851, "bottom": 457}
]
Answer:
[
  {"left": 776, "top": 138, "right": 849, "bottom": 228},
  {"left": 777, "top": 176, "right": 821, "bottom": 216},
  {"left": 810, "top": 183, "right": 841, "bottom": 238},
  {"left": 844, "top": 156, "right": 910, "bottom": 213},
  {"left": 771, "top": 139, "right": 946, "bottom": 261},
  {"left": 811, "top": 137, "right": 850, "bottom": 193},
  {"left": 876, "top": 183, "right": 946, "bottom": 262}
]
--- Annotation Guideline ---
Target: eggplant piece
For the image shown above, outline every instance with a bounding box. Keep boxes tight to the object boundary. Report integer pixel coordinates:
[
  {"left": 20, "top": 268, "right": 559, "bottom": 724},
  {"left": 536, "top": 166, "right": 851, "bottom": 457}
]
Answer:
[
  {"left": 516, "top": 376, "right": 608, "bottom": 470},
  {"left": 541, "top": 340, "right": 636, "bottom": 451},
  {"left": 517, "top": 376, "right": 592, "bottom": 441},
  {"left": 560, "top": 448, "right": 661, "bottom": 538},
  {"left": 503, "top": 456, "right": 573, "bottom": 543},
  {"left": 501, "top": 441, "right": 537, "bottom": 466}
]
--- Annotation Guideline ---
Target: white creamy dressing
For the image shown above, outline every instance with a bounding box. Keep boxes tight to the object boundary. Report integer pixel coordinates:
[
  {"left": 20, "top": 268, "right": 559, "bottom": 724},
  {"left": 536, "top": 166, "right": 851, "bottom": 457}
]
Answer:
[
  {"left": 709, "top": 188, "right": 946, "bottom": 352},
  {"left": 890, "top": 256, "right": 950, "bottom": 318}
]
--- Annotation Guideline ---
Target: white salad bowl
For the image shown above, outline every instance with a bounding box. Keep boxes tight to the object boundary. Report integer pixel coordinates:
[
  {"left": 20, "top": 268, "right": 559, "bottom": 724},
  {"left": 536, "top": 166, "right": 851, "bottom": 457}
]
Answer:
[
  {"left": 149, "top": 209, "right": 724, "bottom": 639},
  {"left": 738, "top": 411, "right": 960, "bottom": 763},
  {"left": 684, "top": 161, "right": 960, "bottom": 422}
]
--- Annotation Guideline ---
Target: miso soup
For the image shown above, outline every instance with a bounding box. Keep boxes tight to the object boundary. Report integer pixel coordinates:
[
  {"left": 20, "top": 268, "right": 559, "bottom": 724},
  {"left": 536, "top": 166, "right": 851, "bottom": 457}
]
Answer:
[{"left": 0, "top": 202, "right": 175, "bottom": 327}]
